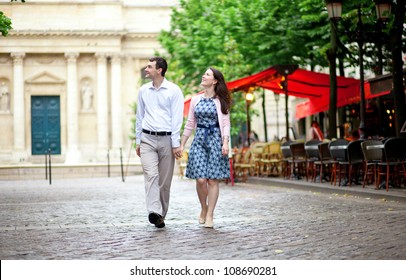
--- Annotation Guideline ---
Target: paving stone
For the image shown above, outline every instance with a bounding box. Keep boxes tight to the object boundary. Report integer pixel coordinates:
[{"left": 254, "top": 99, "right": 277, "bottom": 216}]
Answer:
[{"left": 0, "top": 175, "right": 405, "bottom": 260}]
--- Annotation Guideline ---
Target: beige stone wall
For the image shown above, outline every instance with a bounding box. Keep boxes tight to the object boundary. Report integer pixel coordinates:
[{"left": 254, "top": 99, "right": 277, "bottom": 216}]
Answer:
[{"left": 0, "top": 0, "right": 179, "bottom": 164}]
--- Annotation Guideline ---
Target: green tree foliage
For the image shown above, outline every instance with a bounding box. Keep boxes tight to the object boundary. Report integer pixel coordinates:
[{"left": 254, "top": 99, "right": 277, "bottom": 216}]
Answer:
[
  {"left": 1, "top": 1, "right": 25, "bottom": 37},
  {"left": 335, "top": 0, "right": 398, "bottom": 75},
  {"left": 0, "top": 11, "right": 12, "bottom": 37},
  {"left": 160, "top": 0, "right": 331, "bottom": 88},
  {"left": 158, "top": 0, "right": 404, "bottom": 139},
  {"left": 158, "top": 0, "right": 329, "bottom": 139}
]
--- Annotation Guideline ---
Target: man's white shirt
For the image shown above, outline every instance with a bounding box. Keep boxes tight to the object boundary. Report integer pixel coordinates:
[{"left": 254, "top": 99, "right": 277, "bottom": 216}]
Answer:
[{"left": 136, "top": 78, "right": 184, "bottom": 147}]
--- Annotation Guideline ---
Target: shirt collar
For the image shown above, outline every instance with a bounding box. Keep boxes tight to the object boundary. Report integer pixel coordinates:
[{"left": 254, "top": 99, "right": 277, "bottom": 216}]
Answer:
[{"left": 148, "top": 78, "right": 169, "bottom": 90}]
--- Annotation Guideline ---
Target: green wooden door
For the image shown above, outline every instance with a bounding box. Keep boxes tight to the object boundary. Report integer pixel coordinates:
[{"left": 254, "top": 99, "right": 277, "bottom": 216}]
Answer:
[{"left": 31, "top": 96, "right": 61, "bottom": 155}]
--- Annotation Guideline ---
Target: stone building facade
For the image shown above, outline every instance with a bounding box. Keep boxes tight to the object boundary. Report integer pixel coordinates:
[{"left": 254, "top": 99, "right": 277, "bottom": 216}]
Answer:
[{"left": 0, "top": 0, "right": 178, "bottom": 164}]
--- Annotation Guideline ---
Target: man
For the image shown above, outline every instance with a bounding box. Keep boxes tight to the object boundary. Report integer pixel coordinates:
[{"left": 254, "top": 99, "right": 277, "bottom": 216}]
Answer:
[{"left": 135, "top": 57, "right": 184, "bottom": 228}]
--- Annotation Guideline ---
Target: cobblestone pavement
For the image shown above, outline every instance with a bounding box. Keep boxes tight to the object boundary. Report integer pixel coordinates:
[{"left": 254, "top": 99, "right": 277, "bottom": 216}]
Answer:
[{"left": 0, "top": 175, "right": 406, "bottom": 260}]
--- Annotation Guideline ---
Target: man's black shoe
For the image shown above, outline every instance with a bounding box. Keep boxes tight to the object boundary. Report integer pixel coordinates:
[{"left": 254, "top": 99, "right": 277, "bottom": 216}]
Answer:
[
  {"left": 148, "top": 212, "right": 165, "bottom": 228},
  {"left": 155, "top": 219, "right": 165, "bottom": 228}
]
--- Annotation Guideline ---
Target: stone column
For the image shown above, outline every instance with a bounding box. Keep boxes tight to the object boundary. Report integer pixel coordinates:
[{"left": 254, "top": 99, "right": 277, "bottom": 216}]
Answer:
[
  {"left": 96, "top": 53, "right": 109, "bottom": 157},
  {"left": 64, "top": 52, "right": 80, "bottom": 163},
  {"left": 110, "top": 54, "right": 122, "bottom": 150},
  {"left": 11, "top": 52, "right": 27, "bottom": 162}
]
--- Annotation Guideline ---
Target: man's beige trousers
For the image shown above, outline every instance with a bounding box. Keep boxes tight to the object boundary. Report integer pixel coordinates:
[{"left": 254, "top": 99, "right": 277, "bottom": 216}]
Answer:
[{"left": 140, "top": 133, "right": 175, "bottom": 218}]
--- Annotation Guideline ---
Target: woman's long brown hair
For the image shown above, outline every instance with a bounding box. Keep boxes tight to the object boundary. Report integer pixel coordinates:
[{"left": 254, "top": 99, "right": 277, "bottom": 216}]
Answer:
[{"left": 210, "top": 67, "right": 231, "bottom": 115}]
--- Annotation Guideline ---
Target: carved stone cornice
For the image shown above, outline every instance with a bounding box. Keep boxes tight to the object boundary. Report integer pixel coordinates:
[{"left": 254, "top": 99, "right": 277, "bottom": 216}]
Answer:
[
  {"left": 123, "top": 33, "right": 157, "bottom": 39},
  {"left": 8, "top": 30, "right": 156, "bottom": 39}
]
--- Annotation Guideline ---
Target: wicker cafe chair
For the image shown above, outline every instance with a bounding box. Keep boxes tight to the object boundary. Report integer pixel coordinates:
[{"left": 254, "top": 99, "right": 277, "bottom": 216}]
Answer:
[
  {"left": 177, "top": 150, "right": 189, "bottom": 179},
  {"left": 280, "top": 140, "right": 294, "bottom": 179},
  {"left": 339, "top": 140, "right": 364, "bottom": 187},
  {"left": 288, "top": 142, "right": 307, "bottom": 180},
  {"left": 233, "top": 150, "right": 249, "bottom": 182},
  {"left": 377, "top": 137, "right": 406, "bottom": 191},
  {"left": 313, "top": 142, "right": 335, "bottom": 183},
  {"left": 233, "top": 148, "right": 252, "bottom": 182},
  {"left": 260, "top": 141, "right": 281, "bottom": 176},
  {"left": 249, "top": 142, "right": 269, "bottom": 176},
  {"left": 361, "top": 140, "right": 383, "bottom": 188},
  {"left": 305, "top": 140, "right": 322, "bottom": 181},
  {"left": 328, "top": 139, "right": 349, "bottom": 186}
]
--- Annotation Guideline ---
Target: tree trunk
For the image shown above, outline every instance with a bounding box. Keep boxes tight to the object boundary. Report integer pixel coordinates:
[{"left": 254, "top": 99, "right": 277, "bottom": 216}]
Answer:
[{"left": 391, "top": 0, "right": 406, "bottom": 137}]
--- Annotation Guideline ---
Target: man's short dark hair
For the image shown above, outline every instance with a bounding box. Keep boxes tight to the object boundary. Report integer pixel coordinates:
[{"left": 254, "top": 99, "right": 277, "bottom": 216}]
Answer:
[{"left": 149, "top": 57, "right": 168, "bottom": 77}]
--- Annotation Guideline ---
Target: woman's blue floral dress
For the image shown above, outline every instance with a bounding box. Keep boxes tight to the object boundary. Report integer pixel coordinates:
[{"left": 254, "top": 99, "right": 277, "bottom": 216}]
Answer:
[{"left": 185, "top": 97, "right": 230, "bottom": 179}]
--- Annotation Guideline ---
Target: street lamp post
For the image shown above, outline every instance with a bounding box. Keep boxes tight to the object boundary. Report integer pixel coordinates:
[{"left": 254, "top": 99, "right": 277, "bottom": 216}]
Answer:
[
  {"left": 274, "top": 91, "right": 280, "bottom": 141},
  {"left": 274, "top": 65, "right": 298, "bottom": 141},
  {"left": 325, "top": 0, "right": 342, "bottom": 139},
  {"left": 325, "top": 0, "right": 392, "bottom": 140},
  {"left": 245, "top": 89, "right": 254, "bottom": 146},
  {"left": 262, "top": 88, "right": 268, "bottom": 142},
  {"left": 374, "top": 0, "right": 392, "bottom": 20},
  {"left": 284, "top": 77, "right": 289, "bottom": 140},
  {"left": 356, "top": 6, "right": 367, "bottom": 139}
]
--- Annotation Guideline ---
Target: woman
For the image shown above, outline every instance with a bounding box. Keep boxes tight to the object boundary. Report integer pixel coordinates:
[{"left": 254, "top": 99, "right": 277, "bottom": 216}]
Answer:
[
  {"left": 180, "top": 67, "right": 231, "bottom": 228},
  {"left": 307, "top": 120, "right": 324, "bottom": 141}
]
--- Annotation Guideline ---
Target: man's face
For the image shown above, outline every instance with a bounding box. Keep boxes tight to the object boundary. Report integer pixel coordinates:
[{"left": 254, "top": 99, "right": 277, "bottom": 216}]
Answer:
[{"left": 145, "top": 61, "right": 161, "bottom": 79}]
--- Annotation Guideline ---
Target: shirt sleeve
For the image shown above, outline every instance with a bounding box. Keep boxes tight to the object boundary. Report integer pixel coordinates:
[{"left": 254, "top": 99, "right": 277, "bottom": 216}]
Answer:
[
  {"left": 183, "top": 96, "right": 198, "bottom": 137},
  {"left": 135, "top": 87, "right": 145, "bottom": 145},
  {"left": 170, "top": 86, "right": 184, "bottom": 148}
]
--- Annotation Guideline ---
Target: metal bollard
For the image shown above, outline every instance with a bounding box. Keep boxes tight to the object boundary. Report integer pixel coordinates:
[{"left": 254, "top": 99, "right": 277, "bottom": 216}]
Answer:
[
  {"left": 107, "top": 150, "right": 110, "bottom": 178},
  {"left": 120, "top": 148, "right": 124, "bottom": 182},
  {"left": 48, "top": 149, "right": 52, "bottom": 185},
  {"left": 45, "top": 152, "right": 48, "bottom": 180}
]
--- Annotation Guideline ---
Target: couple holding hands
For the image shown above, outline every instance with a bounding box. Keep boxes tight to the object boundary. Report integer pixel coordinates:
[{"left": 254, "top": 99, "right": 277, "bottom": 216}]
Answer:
[{"left": 135, "top": 57, "right": 231, "bottom": 229}]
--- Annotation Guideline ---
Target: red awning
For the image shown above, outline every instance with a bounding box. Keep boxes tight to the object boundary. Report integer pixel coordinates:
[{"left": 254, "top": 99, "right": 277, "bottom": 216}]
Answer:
[
  {"left": 183, "top": 93, "right": 200, "bottom": 118},
  {"left": 184, "top": 66, "right": 362, "bottom": 118},
  {"left": 184, "top": 97, "right": 192, "bottom": 117},
  {"left": 228, "top": 66, "right": 360, "bottom": 99},
  {"left": 295, "top": 81, "right": 391, "bottom": 119}
]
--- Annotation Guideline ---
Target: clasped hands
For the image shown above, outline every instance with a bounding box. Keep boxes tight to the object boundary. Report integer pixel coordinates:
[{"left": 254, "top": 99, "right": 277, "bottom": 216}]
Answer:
[{"left": 173, "top": 146, "right": 183, "bottom": 160}]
